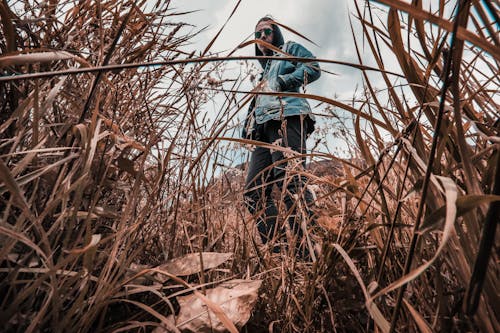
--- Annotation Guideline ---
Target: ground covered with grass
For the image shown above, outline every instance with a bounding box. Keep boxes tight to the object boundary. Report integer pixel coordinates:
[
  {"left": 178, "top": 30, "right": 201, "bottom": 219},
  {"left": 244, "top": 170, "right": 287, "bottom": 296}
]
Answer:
[{"left": 1, "top": 0, "right": 498, "bottom": 332}]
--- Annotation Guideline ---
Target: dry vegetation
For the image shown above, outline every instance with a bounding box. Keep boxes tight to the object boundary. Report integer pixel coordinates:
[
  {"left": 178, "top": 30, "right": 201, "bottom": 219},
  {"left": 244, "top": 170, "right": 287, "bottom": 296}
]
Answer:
[{"left": 1, "top": 0, "right": 499, "bottom": 332}]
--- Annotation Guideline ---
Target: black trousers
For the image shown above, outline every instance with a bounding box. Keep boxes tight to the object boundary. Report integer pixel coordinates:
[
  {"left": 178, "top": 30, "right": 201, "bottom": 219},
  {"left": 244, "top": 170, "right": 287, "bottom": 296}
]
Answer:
[{"left": 244, "top": 115, "right": 315, "bottom": 245}]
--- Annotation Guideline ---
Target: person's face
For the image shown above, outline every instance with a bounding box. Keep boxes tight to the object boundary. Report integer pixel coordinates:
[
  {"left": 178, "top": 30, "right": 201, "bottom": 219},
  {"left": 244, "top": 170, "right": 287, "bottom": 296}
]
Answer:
[{"left": 255, "top": 21, "right": 274, "bottom": 54}]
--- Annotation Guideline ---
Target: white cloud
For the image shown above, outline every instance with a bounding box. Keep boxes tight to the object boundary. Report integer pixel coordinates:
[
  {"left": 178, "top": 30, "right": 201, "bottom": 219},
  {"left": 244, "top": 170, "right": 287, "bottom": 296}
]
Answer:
[{"left": 177, "top": 0, "right": 353, "bottom": 55}]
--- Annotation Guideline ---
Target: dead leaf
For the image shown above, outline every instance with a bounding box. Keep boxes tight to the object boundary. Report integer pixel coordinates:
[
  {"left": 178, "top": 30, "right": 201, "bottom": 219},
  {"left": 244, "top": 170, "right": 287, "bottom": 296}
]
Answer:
[
  {"left": 170, "top": 279, "right": 262, "bottom": 333},
  {"left": 157, "top": 252, "right": 233, "bottom": 282}
]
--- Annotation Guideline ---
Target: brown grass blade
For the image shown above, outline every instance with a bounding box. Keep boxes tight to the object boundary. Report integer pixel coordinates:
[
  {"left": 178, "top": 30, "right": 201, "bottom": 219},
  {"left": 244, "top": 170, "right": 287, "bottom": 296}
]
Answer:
[
  {"left": 333, "top": 243, "right": 390, "bottom": 333},
  {"left": 0, "top": 55, "right": 405, "bottom": 82},
  {"left": 420, "top": 194, "right": 500, "bottom": 233},
  {"left": 403, "top": 299, "right": 433, "bottom": 333},
  {"left": 0, "top": 225, "right": 48, "bottom": 263},
  {"left": 373, "top": 0, "right": 500, "bottom": 60},
  {"left": 201, "top": 0, "right": 242, "bottom": 56},
  {"left": 0, "top": 158, "right": 32, "bottom": 214},
  {"left": 269, "top": 19, "right": 318, "bottom": 46},
  {"left": 0, "top": 51, "right": 75, "bottom": 67},
  {"left": 370, "top": 176, "right": 458, "bottom": 300},
  {"left": 116, "top": 299, "right": 180, "bottom": 333},
  {"left": 0, "top": 2, "right": 17, "bottom": 52}
]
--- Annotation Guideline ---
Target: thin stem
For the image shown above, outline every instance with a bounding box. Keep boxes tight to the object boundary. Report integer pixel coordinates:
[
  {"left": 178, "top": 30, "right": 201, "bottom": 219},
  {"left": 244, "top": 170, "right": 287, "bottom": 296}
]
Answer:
[{"left": 389, "top": 1, "right": 468, "bottom": 331}]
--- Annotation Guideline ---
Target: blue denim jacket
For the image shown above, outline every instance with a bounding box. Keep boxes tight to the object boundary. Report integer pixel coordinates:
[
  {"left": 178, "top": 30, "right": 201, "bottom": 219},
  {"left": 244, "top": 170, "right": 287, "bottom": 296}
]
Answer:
[{"left": 253, "top": 41, "right": 321, "bottom": 124}]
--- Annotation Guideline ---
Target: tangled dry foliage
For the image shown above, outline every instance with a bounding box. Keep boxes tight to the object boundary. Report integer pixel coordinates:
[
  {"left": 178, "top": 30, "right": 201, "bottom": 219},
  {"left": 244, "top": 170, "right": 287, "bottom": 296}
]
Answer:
[{"left": 0, "top": 0, "right": 499, "bottom": 332}]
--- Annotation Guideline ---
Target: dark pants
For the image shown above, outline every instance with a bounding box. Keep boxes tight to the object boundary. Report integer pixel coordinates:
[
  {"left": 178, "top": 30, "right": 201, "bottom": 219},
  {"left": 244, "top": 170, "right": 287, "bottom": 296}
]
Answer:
[{"left": 244, "top": 115, "right": 315, "bottom": 246}]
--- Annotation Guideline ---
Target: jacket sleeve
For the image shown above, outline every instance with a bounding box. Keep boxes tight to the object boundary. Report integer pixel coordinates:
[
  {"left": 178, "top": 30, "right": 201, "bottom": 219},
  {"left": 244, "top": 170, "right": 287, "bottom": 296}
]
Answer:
[{"left": 277, "top": 42, "right": 321, "bottom": 91}]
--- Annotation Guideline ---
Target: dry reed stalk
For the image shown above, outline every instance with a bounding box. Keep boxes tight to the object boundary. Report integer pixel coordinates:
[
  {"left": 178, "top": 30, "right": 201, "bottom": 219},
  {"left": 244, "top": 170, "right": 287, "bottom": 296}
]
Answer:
[{"left": 1, "top": 0, "right": 499, "bottom": 332}]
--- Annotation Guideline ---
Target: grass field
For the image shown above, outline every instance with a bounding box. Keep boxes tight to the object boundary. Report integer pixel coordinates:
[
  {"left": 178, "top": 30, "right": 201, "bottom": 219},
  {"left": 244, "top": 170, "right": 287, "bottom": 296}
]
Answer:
[{"left": 1, "top": 1, "right": 498, "bottom": 332}]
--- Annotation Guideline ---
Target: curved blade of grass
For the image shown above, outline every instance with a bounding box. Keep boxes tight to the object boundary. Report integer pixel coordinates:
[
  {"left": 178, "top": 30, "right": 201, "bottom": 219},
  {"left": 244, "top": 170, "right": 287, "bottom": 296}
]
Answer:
[
  {"left": 0, "top": 2, "right": 17, "bottom": 52},
  {"left": 26, "top": 284, "right": 54, "bottom": 333},
  {"left": 372, "top": 0, "right": 500, "bottom": 60},
  {"left": 0, "top": 55, "right": 405, "bottom": 82},
  {"left": 369, "top": 176, "right": 458, "bottom": 301},
  {"left": 419, "top": 194, "right": 500, "bottom": 233},
  {"left": 0, "top": 158, "right": 31, "bottom": 214},
  {"left": 239, "top": 39, "right": 286, "bottom": 56},
  {"left": 401, "top": 138, "right": 443, "bottom": 194},
  {"left": 201, "top": 0, "right": 241, "bottom": 56},
  {"left": 0, "top": 147, "right": 76, "bottom": 158},
  {"left": 269, "top": 19, "right": 318, "bottom": 46},
  {"left": 11, "top": 136, "right": 49, "bottom": 177},
  {"left": 0, "top": 225, "right": 48, "bottom": 263},
  {"left": 333, "top": 243, "right": 390, "bottom": 333},
  {"left": 403, "top": 299, "right": 433, "bottom": 333},
  {"left": 0, "top": 153, "right": 79, "bottom": 195},
  {"left": 203, "top": 87, "right": 395, "bottom": 133},
  {"left": 0, "top": 267, "right": 99, "bottom": 281},
  {"left": 212, "top": 136, "right": 364, "bottom": 171},
  {"left": 116, "top": 299, "right": 180, "bottom": 333},
  {"left": 355, "top": 112, "right": 376, "bottom": 165}
]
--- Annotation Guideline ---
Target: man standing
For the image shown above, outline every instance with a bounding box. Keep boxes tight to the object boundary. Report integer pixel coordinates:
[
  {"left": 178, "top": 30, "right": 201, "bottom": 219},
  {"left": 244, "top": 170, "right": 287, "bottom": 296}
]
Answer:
[{"left": 243, "top": 16, "right": 321, "bottom": 258}]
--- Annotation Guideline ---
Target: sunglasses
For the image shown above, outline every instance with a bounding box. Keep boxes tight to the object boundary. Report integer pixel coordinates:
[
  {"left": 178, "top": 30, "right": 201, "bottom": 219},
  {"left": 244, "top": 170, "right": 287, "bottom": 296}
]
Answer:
[{"left": 255, "top": 28, "right": 272, "bottom": 39}]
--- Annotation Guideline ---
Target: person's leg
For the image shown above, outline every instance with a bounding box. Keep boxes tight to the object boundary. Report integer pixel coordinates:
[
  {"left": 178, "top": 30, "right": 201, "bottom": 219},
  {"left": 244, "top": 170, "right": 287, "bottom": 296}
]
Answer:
[
  {"left": 267, "top": 116, "right": 316, "bottom": 255},
  {"left": 282, "top": 116, "right": 315, "bottom": 220},
  {"left": 244, "top": 145, "right": 278, "bottom": 245}
]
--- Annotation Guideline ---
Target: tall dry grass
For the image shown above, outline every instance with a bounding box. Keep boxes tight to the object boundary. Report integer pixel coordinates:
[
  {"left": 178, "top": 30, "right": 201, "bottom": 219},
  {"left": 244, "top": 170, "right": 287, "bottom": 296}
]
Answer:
[{"left": 1, "top": 0, "right": 499, "bottom": 332}]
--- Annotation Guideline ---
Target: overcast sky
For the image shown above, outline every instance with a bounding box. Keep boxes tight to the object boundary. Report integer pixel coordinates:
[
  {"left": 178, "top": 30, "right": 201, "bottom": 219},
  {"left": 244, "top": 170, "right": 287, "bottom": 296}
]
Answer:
[
  {"left": 167, "top": 1, "right": 497, "bottom": 168},
  {"left": 175, "top": 0, "right": 375, "bottom": 100},
  {"left": 172, "top": 0, "right": 401, "bottom": 162}
]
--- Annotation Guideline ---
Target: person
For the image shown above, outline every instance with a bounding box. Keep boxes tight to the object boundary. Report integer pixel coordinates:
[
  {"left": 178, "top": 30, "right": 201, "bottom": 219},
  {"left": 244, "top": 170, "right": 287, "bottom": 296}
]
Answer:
[{"left": 242, "top": 16, "right": 321, "bottom": 258}]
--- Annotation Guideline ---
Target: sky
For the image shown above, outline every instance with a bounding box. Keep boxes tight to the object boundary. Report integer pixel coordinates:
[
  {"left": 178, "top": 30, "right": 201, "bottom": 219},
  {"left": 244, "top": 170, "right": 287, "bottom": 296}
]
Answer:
[
  {"left": 170, "top": 0, "right": 402, "bottom": 165},
  {"left": 175, "top": 0, "right": 368, "bottom": 100},
  {"left": 159, "top": 1, "right": 497, "bottom": 173}
]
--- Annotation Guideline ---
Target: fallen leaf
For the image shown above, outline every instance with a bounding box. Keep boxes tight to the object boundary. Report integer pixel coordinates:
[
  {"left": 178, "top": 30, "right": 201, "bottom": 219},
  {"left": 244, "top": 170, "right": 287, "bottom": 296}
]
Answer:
[
  {"left": 170, "top": 279, "right": 262, "bottom": 333},
  {"left": 157, "top": 252, "right": 233, "bottom": 282}
]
